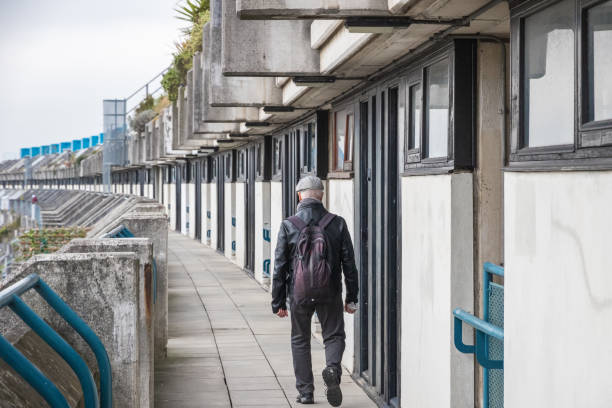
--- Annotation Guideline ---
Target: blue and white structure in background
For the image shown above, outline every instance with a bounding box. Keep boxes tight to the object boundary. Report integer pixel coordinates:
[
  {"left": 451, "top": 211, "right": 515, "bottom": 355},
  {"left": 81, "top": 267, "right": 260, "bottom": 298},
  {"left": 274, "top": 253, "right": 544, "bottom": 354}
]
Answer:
[{"left": 19, "top": 133, "right": 105, "bottom": 158}]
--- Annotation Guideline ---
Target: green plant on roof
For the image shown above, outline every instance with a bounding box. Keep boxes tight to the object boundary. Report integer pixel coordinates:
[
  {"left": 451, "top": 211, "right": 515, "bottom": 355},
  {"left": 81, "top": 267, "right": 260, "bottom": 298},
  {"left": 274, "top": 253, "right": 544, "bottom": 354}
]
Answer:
[{"left": 162, "top": 1, "right": 210, "bottom": 102}]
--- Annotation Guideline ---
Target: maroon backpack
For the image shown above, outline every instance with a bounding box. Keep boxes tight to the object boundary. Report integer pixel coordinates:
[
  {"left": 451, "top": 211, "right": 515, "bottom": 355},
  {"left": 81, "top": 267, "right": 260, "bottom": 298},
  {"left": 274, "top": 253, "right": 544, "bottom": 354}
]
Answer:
[{"left": 287, "top": 213, "right": 336, "bottom": 304}]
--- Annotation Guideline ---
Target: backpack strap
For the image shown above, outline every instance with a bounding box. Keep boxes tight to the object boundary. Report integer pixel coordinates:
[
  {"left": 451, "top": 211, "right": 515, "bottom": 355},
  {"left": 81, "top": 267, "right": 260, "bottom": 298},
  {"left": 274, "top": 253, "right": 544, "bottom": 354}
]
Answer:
[
  {"left": 317, "top": 213, "right": 336, "bottom": 229},
  {"left": 287, "top": 216, "right": 307, "bottom": 231}
]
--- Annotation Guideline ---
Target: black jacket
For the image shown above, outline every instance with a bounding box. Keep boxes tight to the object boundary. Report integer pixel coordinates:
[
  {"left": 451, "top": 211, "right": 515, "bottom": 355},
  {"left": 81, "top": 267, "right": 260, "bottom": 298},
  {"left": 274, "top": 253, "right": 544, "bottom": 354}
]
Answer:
[{"left": 271, "top": 198, "right": 359, "bottom": 313}]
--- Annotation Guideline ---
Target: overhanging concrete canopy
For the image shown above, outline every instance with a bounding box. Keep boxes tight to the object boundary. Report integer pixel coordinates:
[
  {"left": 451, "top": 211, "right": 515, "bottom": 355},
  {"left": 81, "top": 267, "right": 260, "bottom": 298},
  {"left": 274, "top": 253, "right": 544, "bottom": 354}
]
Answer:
[
  {"left": 199, "top": 28, "right": 259, "bottom": 123},
  {"left": 209, "top": 0, "right": 282, "bottom": 107},
  {"left": 223, "top": 0, "right": 320, "bottom": 76}
]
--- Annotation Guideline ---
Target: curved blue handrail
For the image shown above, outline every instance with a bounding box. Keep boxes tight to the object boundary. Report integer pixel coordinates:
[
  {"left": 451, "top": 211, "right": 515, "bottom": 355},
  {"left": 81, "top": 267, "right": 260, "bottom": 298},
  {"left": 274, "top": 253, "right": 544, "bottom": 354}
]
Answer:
[{"left": 0, "top": 274, "right": 112, "bottom": 407}]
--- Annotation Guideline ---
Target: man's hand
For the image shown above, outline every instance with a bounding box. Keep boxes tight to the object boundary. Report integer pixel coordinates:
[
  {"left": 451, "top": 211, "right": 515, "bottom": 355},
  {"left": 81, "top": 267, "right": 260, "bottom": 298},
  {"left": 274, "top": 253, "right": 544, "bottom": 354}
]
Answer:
[
  {"left": 344, "top": 303, "right": 356, "bottom": 314},
  {"left": 277, "top": 309, "right": 288, "bottom": 318}
]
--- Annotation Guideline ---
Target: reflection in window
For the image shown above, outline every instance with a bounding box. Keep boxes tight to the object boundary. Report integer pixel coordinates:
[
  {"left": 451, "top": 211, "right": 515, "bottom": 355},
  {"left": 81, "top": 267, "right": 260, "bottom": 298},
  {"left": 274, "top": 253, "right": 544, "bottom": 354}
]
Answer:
[
  {"left": 523, "top": 0, "right": 574, "bottom": 147},
  {"left": 425, "top": 59, "right": 449, "bottom": 158},
  {"left": 587, "top": 0, "right": 612, "bottom": 122},
  {"left": 309, "top": 123, "right": 316, "bottom": 172},
  {"left": 409, "top": 84, "right": 422, "bottom": 150},
  {"left": 334, "top": 110, "right": 354, "bottom": 170}
]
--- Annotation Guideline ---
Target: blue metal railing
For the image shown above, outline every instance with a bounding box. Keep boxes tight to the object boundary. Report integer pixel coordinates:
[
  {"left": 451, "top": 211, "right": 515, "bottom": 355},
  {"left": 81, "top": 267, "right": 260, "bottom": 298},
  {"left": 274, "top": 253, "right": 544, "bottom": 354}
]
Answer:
[
  {"left": 454, "top": 262, "right": 504, "bottom": 408},
  {"left": 0, "top": 274, "right": 112, "bottom": 407},
  {"left": 102, "top": 225, "right": 156, "bottom": 304}
]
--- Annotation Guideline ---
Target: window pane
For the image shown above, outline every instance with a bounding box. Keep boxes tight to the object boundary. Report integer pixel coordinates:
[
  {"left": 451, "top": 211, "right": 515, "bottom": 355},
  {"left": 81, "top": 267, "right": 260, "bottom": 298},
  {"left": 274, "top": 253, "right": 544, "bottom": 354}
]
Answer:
[
  {"left": 335, "top": 112, "right": 346, "bottom": 170},
  {"left": 309, "top": 123, "right": 316, "bottom": 172},
  {"left": 426, "top": 60, "right": 449, "bottom": 158},
  {"left": 346, "top": 113, "right": 354, "bottom": 163},
  {"left": 587, "top": 0, "right": 612, "bottom": 122},
  {"left": 409, "top": 84, "right": 422, "bottom": 150},
  {"left": 523, "top": 0, "right": 575, "bottom": 147}
]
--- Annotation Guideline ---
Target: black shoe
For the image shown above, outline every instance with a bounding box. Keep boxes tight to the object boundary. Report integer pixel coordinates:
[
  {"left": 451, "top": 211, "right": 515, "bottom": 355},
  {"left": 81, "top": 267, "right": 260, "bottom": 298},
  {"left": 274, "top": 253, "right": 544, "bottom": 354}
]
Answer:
[
  {"left": 322, "top": 367, "right": 342, "bottom": 407},
  {"left": 296, "top": 393, "right": 314, "bottom": 404}
]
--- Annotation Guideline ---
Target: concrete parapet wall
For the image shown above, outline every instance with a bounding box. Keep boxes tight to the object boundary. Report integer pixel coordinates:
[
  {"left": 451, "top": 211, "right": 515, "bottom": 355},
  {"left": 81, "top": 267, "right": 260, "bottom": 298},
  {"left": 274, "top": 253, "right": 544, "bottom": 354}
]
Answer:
[
  {"left": 60, "top": 238, "right": 155, "bottom": 408},
  {"left": 0, "top": 252, "right": 141, "bottom": 407}
]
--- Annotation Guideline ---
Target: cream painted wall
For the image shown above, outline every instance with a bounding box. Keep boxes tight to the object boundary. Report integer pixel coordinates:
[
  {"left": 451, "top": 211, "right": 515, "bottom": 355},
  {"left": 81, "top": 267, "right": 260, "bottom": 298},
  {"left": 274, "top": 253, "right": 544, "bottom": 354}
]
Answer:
[
  {"left": 327, "top": 178, "right": 356, "bottom": 373},
  {"left": 269, "top": 182, "right": 283, "bottom": 294},
  {"left": 224, "top": 182, "right": 235, "bottom": 260},
  {"left": 235, "top": 182, "right": 246, "bottom": 268},
  {"left": 505, "top": 171, "right": 612, "bottom": 408},
  {"left": 400, "top": 173, "right": 474, "bottom": 408},
  {"left": 209, "top": 183, "right": 218, "bottom": 249},
  {"left": 255, "top": 181, "right": 271, "bottom": 286}
]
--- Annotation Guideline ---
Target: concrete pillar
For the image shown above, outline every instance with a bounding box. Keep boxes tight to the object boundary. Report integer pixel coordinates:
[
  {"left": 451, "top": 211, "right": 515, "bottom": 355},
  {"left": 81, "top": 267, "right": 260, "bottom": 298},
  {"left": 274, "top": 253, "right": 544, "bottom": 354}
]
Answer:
[
  {"left": 188, "top": 183, "right": 196, "bottom": 239},
  {"left": 201, "top": 181, "right": 210, "bottom": 245},
  {"left": 209, "top": 182, "right": 218, "bottom": 249},
  {"left": 235, "top": 181, "right": 246, "bottom": 268},
  {"left": 181, "top": 182, "right": 188, "bottom": 235},
  {"left": 269, "top": 181, "right": 283, "bottom": 293}
]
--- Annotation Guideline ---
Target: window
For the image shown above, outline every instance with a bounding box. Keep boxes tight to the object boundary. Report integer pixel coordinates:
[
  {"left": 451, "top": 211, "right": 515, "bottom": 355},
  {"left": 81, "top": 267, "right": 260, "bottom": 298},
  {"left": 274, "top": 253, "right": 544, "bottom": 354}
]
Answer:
[
  {"left": 425, "top": 59, "right": 450, "bottom": 158},
  {"left": 273, "top": 136, "right": 282, "bottom": 177},
  {"left": 238, "top": 149, "right": 246, "bottom": 181},
  {"left": 225, "top": 153, "right": 232, "bottom": 180},
  {"left": 299, "top": 122, "right": 317, "bottom": 174},
  {"left": 212, "top": 158, "right": 217, "bottom": 180},
  {"left": 256, "top": 143, "right": 263, "bottom": 178},
  {"left": 510, "top": 0, "right": 612, "bottom": 167},
  {"left": 334, "top": 109, "right": 354, "bottom": 171},
  {"left": 522, "top": 0, "right": 575, "bottom": 147},
  {"left": 408, "top": 83, "right": 422, "bottom": 150},
  {"left": 586, "top": 0, "right": 612, "bottom": 123}
]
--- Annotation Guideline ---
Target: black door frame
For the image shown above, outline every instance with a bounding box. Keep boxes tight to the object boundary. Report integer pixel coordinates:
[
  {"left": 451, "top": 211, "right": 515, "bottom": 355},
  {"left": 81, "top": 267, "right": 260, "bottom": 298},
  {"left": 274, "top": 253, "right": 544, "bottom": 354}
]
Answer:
[
  {"left": 245, "top": 146, "right": 256, "bottom": 274},
  {"left": 353, "top": 83, "right": 402, "bottom": 407},
  {"left": 175, "top": 163, "right": 182, "bottom": 231}
]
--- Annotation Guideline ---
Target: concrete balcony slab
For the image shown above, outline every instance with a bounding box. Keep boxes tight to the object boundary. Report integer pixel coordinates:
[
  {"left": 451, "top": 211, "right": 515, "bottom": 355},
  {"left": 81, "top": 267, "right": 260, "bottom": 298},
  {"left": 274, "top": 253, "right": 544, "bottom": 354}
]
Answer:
[
  {"left": 209, "top": 0, "right": 282, "bottom": 107},
  {"left": 222, "top": 0, "right": 320, "bottom": 76}
]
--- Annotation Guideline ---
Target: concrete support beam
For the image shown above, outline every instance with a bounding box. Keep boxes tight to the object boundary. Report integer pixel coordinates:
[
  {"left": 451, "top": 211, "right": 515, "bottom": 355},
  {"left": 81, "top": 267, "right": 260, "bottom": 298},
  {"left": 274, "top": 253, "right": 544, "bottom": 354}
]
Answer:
[
  {"left": 209, "top": 0, "right": 282, "bottom": 107},
  {"left": 223, "top": 0, "right": 320, "bottom": 76}
]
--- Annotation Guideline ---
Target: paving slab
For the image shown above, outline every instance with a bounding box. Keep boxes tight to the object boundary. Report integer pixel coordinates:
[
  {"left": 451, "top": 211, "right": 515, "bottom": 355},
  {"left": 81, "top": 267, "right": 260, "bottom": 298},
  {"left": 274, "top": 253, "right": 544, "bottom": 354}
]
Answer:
[{"left": 155, "top": 231, "right": 377, "bottom": 408}]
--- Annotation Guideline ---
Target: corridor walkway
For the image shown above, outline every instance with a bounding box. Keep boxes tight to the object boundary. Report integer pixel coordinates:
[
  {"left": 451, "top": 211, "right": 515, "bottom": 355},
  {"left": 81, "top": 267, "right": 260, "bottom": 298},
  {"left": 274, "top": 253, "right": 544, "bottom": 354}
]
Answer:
[{"left": 155, "top": 231, "right": 377, "bottom": 408}]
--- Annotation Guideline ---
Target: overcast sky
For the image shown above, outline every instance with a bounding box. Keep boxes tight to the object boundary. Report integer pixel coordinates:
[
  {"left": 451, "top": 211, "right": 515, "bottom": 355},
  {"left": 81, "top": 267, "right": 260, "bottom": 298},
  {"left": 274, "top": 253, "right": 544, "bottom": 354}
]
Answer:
[{"left": 0, "top": 0, "right": 185, "bottom": 159}]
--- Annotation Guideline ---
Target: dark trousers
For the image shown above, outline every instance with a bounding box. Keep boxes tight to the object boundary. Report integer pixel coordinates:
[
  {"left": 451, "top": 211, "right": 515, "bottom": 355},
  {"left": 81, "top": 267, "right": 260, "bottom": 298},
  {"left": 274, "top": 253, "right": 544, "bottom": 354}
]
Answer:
[{"left": 290, "top": 295, "right": 345, "bottom": 394}]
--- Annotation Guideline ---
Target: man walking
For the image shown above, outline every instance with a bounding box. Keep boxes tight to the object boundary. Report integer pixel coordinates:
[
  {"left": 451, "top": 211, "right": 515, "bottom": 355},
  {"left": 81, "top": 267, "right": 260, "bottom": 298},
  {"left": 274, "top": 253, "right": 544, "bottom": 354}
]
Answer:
[{"left": 272, "top": 175, "right": 359, "bottom": 406}]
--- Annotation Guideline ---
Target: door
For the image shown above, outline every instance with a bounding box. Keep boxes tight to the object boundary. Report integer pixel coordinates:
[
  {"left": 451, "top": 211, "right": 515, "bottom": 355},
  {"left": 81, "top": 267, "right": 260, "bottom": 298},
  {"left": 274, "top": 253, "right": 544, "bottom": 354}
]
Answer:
[
  {"left": 217, "top": 156, "right": 225, "bottom": 253},
  {"left": 358, "top": 87, "right": 400, "bottom": 406},
  {"left": 195, "top": 161, "right": 202, "bottom": 241},
  {"left": 245, "top": 146, "right": 256, "bottom": 274}
]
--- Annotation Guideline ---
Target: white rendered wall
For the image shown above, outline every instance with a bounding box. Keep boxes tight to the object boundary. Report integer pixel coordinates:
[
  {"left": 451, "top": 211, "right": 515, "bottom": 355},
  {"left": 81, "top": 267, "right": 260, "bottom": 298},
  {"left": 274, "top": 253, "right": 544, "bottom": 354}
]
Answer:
[
  {"left": 201, "top": 182, "right": 209, "bottom": 245},
  {"left": 400, "top": 173, "right": 474, "bottom": 408},
  {"left": 188, "top": 184, "right": 196, "bottom": 239},
  {"left": 169, "top": 184, "right": 176, "bottom": 231},
  {"left": 269, "top": 182, "right": 283, "bottom": 293},
  {"left": 505, "top": 171, "right": 612, "bottom": 408},
  {"left": 181, "top": 183, "right": 189, "bottom": 235},
  {"left": 255, "top": 181, "right": 271, "bottom": 285},
  {"left": 327, "top": 179, "right": 355, "bottom": 373},
  {"left": 224, "top": 183, "right": 235, "bottom": 260},
  {"left": 235, "top": 182, "right": 246, "bottom": 268},
  {"left": 209, "top": 183, "right": 218, "bottom": 250}
]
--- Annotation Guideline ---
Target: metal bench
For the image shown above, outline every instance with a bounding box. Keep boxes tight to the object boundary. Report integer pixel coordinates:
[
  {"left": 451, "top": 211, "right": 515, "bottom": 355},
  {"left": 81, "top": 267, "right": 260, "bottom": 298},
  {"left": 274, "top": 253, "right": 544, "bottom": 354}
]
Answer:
[
  {"left": 0, "top": 274, "right": 112, "bottom": 408},
  {"left": 453, "top": 262, "right": 504, "bottom": 408}
]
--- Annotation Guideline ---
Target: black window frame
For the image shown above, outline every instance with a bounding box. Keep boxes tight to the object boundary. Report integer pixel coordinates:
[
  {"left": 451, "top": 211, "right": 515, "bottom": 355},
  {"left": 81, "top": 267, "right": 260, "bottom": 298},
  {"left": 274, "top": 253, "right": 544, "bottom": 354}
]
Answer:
[
  {"left": 272, "top": 135, "right": 283, "bottom": 180},
  {"left": 509, "top": 0, "right": 612, "bottom": 169},
  {"left": 402, "top": 40, "right": 476, "bottom": 174},
  {"left": 224, "top": 150, "right": 236, "bottom": 182},
  {"left": 237, "top": 148, "right": 247, "bottom": 182}
]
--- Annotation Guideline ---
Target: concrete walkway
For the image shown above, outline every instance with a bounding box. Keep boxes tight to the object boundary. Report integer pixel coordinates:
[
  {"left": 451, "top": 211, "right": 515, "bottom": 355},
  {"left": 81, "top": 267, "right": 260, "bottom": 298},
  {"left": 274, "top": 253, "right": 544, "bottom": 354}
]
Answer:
[{"left": 155, "top": 231, "right": 377, "bottom": 408}]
